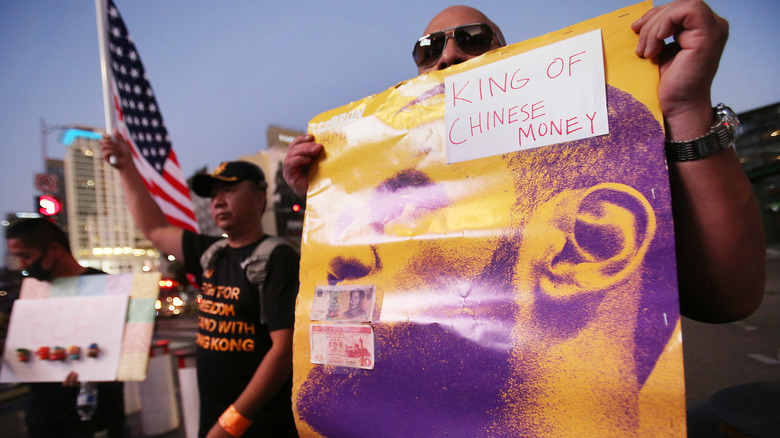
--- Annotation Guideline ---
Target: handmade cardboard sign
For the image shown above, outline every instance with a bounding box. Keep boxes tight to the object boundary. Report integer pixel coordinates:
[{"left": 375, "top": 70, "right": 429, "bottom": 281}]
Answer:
[
  {"left": 0, "top": 272, "right": 160, "bottom": 382},
  {"left": 293, "top": 2, "right": 685, "bottom": 436},
  {"left": 1, "top": 295, "right": 128, "bottom": 382}
]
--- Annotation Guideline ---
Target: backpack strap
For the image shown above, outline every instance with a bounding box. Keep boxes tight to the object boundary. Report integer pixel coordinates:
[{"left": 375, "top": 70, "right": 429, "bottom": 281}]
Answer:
[
  {"left": 199, "top": 238, "right": 230, "bottom": 274},
  {"left": 198, "top": 236, "right": 292, "bottom": 325},
  {"left": 241, "top": 236, "right": 293, "bottom": 325}
]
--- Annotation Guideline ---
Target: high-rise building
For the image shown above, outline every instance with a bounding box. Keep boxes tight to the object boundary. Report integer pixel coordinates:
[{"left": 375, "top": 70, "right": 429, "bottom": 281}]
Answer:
[
  {"left": 63, "top": 134, "right": 160, "bottom": 274},
  {"left": 736, "top": 103, "right": 780, "bottom": 245}
]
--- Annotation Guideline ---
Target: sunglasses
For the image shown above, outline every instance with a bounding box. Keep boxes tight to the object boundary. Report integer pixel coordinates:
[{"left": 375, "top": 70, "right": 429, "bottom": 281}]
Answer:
[{"left": 412, "top": 23, "right": 501, "bottom": 68}]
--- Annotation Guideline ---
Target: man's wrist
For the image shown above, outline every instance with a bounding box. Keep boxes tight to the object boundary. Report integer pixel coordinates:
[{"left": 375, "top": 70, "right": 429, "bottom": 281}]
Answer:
[
  {"left": 663, "top": 102, "right": 714, "bottom": 142},
  {"left": 218, "top": 404, "right": 253, "bottom": 437},
  {"left": 665, "top": 104, "right": 739, "bottom": 163}
]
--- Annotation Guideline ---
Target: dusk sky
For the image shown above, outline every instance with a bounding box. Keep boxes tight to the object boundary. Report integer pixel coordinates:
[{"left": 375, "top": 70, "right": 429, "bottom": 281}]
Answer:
[{"left": 2, "top": 0, "right": 779, "bottom": 233}]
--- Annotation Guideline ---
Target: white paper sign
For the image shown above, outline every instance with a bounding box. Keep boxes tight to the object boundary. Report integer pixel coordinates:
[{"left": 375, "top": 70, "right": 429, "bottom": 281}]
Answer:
[
  {"left": 445, "top": 29, "right": 607, "bottom": 164},
  {"left": 0, "top": 295, "right": 129, "bottom": 382}
]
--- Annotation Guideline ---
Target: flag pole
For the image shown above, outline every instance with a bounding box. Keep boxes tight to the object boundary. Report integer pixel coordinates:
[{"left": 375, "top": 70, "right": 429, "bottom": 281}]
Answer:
[{"left": 94, "top": 0, "right": 117, "bottom": 164}]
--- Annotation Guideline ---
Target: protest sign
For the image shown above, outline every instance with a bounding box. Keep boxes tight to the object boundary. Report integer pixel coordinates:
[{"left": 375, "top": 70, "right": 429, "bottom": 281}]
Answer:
[
  {"left": 1, "top": 272, "right": 160, "bottom": 382},
  {"left": 445, "top": 29, "right": 608, "bottom": 163},
  {"left": 293, "top": 2, "right": 685, "bottom": 436}
]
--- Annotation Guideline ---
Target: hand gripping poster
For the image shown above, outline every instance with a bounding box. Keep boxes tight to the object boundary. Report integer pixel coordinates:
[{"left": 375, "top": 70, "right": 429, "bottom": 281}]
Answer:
[{"left": 292, "top": 2, "right": 686, "bottom": 436}]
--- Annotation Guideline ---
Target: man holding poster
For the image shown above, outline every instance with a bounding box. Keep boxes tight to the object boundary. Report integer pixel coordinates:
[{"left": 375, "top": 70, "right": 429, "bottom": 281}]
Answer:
[
  {"left": 5, "top": 218, "right": 126, "bottom": 438},
  {"left": 284, "top": 1, "right": 765, "bottom": 435},
  {"left": 285, "top": 0, "right": 765, "bottom": 324}
]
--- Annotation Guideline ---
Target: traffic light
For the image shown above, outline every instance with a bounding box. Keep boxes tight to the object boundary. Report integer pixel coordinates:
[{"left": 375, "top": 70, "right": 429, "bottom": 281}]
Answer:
[
  {"left": 38, "top": 195, "right": 61, "bottom": 216},
  {"left": 273, "top": 165, "right": 305, "bottom": 238}
]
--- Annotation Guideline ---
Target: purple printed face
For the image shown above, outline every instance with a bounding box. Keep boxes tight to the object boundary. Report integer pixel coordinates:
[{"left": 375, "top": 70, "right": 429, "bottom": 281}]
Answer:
[
  {"left": 297, "top": 86, "right": 678, "bottom": 436},
  {"left": 368, "top": 169, "right": 450, "bottom": 233}
]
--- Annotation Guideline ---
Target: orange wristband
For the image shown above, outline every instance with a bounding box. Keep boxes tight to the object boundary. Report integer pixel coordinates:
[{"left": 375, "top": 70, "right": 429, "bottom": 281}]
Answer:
[{"left": 218, "top": 404, "right": 253, "bottom": 437}]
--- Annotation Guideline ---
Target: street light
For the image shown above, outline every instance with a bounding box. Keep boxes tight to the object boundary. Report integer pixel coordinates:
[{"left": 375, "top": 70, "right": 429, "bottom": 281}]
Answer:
[{"left": 40, "top": 118, "right": 104, "bottom": 165}]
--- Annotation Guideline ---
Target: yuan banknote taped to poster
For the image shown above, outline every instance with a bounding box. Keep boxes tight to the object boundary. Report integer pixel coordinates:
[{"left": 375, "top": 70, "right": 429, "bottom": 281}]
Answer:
[
  {"left": 293, "top": 1, "right": 685, "bottom": 436},
  {"left": 310, "top": 285, "right": 377, "bottom": 322}
]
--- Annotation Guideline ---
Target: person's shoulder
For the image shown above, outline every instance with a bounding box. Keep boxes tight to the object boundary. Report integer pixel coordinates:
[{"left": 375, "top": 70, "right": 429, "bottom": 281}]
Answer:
[
  {"left": 181, "top": 231, "right": 227, "bottom": 276},
  {"left": 266, "top": 237, "right": 300, "bottom": 260},
  {"left": 183, "top": 230, "right": 225, "bottom": 255},
  {"left": 184, "top": 229, "right": 223, "bottom": 246}
]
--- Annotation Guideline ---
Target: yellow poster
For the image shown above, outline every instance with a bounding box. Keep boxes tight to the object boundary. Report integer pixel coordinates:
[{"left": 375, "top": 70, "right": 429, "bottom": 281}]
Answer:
[{"left": 293, "top": 2, "right": 685, "bottom": 436}]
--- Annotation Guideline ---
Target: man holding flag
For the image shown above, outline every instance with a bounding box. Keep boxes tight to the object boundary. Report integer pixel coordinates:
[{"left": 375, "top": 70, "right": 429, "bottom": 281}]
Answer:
[
  {"left": 102, "top": 136, "right": 300, "bottom": 438},
  {"left": 97, "top": 1, "right": 299, "bottom": 437}
]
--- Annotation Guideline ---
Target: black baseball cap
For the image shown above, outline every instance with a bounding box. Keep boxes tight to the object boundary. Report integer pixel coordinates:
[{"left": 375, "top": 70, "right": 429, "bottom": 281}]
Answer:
[{"left": 191, "top": 161, "right": 267, "bottom": 197}]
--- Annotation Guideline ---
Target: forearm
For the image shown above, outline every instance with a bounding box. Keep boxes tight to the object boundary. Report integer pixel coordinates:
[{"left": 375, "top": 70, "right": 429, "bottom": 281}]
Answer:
[
  {"left": 116, "top": 161, "right": 184, "bottom": 259},
  {"left": 117, "top": 161, "right": 166, "bottom": 232},
  {"left": 232, "top": 329, "right": 294, "bottom": 419},
  {"left": 670, "top": 147, "right": 765, "bottom": 322}
]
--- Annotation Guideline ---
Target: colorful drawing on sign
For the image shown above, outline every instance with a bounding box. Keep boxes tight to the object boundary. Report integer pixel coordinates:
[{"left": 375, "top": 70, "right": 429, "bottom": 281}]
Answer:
[
  {"left": 292, "top": 2, "right": 685, "bottom": 437},
  {"left": 0, "top": 273, "right": 159, "bottom": 382}
]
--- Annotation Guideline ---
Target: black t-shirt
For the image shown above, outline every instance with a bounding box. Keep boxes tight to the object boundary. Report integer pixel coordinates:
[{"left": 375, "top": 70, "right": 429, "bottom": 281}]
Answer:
[
  {"left": 25, "top": 268, "right": 126, "bottom": 438},
  {"left": 182, "top": 231, "right": 300, "bottom": 438}
]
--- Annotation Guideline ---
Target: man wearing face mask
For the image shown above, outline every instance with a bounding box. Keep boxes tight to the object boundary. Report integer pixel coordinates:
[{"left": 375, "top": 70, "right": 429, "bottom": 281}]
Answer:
[{"left": 5, "top": 218, "right": 126, "bottom": 438}]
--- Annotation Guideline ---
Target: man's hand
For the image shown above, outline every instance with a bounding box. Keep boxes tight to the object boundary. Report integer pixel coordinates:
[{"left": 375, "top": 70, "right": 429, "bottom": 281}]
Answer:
[
  {"left": 632, "top": 0, "right": 729, "bottom": 140},
  {"left": 283, "top": 134, "right": 324, "bottom": 199},
  {"left": 63, "top": 371, "right": 79, "bottom": 387},
  {"left": 99, "top": 132, "right": 135, "bottom": 170}
]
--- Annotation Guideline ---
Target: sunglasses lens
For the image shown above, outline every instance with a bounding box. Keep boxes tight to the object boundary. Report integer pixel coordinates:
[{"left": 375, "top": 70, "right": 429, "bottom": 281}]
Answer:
[
  {"left": 413, "top": 33, "right": 446, "bottom": 68},
  {"left": 454, "top": 24, "right": 495, "bottom": 56}
]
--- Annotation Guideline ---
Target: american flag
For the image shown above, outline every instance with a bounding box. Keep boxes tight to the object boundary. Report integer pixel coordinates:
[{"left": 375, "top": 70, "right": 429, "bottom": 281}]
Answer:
[{"left": 102, "top": 0, "right": 198, "bottom": 232}]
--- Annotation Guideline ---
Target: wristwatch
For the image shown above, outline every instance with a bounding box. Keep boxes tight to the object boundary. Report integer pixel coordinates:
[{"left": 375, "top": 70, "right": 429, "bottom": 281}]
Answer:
[{"left": 665, "top": 103, "right": 740, "bottom": 162}]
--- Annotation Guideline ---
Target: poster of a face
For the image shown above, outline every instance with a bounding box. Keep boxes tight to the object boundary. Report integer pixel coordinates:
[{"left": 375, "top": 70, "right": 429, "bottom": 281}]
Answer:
[{"left": 293, "top": 2, "right": 685, "bottom": 436}]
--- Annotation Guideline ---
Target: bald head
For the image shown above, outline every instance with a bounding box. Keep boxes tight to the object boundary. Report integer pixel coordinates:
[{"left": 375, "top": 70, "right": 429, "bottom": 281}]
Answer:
[
  {"left": 423, "top": 6, "right": 500, "bottom": 37},
  {"left": 416, "top": 5, "right": 505, "bottom": 75}
]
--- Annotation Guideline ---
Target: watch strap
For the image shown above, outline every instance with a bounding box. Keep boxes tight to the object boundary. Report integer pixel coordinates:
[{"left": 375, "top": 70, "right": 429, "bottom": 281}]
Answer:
[
  {"left": 665, "top": 104, "right": 737, "bottom": 163},
  {"left": 665, "top": 126, "right": 732, "bottom": 162}
]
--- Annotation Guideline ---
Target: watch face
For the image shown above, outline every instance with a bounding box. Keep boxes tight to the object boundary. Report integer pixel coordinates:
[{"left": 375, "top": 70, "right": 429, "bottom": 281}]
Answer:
[
  {"left": 666, "top": 104, "right": 740, "bottom": 162},
  {"left": 716, "top": 104, "right": 740, "bottom": 141}
]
